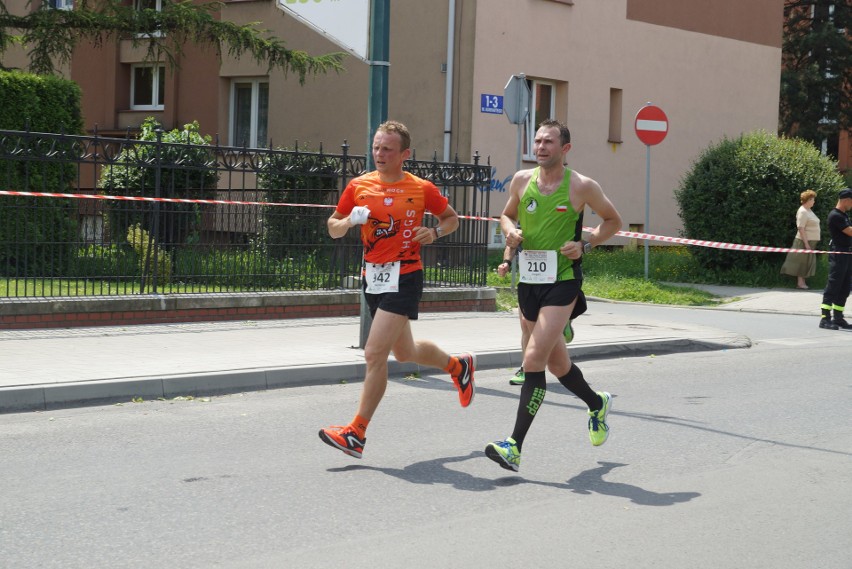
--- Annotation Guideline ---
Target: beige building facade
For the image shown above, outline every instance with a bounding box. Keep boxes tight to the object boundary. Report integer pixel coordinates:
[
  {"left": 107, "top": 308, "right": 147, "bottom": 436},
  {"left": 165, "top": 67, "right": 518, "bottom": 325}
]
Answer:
[{"left": 2, "top": 0, "right": 787, "bottom": 243}]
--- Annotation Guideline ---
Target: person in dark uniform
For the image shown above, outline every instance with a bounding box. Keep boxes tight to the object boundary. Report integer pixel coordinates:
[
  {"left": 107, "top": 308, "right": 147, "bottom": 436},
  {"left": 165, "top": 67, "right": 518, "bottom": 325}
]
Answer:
[{"left": 819, "top": 188, "right": 852, "bottom": 330}]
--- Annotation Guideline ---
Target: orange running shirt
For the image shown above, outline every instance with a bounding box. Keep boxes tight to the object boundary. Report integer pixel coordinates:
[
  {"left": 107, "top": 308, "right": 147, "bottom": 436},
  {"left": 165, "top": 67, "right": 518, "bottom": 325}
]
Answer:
[{"left": 336, "top": 171, "right": 449, "bottom": 274}]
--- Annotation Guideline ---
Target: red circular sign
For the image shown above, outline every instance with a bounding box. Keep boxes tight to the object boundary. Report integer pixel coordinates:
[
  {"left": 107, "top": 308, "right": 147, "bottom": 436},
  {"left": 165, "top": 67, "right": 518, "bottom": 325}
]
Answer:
[{"left": 634, "top": 105, "right": 668, "bottom": 146}]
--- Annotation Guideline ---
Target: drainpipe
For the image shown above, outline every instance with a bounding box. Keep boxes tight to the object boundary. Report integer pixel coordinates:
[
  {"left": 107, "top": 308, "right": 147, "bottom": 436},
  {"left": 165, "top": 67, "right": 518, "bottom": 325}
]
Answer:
[{"left": 442, "top": 0, "right": 456, "bottom": 162}]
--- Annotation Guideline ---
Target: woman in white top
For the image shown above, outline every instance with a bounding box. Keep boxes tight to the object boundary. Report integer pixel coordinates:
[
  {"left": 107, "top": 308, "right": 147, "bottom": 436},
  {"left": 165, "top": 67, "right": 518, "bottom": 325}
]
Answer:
[{"left": 780, "top": 189, "right": 820, "bottom": 289}]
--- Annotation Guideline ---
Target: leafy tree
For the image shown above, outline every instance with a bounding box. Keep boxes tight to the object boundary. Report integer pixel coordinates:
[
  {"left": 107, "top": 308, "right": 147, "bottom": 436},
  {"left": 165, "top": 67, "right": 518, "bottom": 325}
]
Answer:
[
  {"left": 780, "top": 0, "right": 852, "bottom": 151},
  {"left": 0, "top": 0, "right": 345, "bottom": 80},
  {"left": 676, "top": 131, "right": 844, "bottom": 273}
]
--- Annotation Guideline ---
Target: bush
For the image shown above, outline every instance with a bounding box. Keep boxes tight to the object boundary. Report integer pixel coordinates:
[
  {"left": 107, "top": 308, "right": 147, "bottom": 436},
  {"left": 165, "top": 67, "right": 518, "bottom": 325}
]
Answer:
[
  {"left": 127, "top": 223, "right": 171, "bottom": 288},
  {"left": 675, "top": 131, "right": 844, "bottom": 272},
  {"left": 98, "top": 118, "right": 218, "bottom": 247},
  {"left": 257, "top": 149, "right": 339, "bottom": 261},
  {"left": 174, "top": 245, "right": 282, "bottom": 288},
  {"left": 0, "top": 70, "right": 83, "bottom": 277},
  {"left": 172, "top": 244, "right": 327, "bottom": 289},
  {"left": 71, "top": 244, "right": 141, "bottom": 279}
]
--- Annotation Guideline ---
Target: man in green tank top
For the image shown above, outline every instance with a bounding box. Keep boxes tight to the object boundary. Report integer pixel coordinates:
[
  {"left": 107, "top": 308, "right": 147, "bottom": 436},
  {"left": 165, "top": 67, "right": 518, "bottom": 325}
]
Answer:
[{"left": 485, "top": 119, "right": 623, "bottom": 472}]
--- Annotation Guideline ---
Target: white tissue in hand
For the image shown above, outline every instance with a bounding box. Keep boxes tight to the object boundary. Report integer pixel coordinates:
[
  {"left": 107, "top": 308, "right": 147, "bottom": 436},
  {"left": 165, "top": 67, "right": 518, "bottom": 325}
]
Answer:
[{"left": 349, "top": 206, "right": 371, "bottom": 225}]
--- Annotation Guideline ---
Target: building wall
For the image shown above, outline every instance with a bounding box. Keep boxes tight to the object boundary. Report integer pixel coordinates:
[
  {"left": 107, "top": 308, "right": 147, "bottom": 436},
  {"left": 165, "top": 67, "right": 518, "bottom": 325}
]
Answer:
[
  {"left": 469, "top": 0, "right": 784, "bottom": 242},
  {"left": 72, "top": 38, "right": 220, "bottom": 136},
  {"left": 1, "top": 0, "right": 787, "bottom": 242},
  {"left": 626, "top": 0, "right": 783, "bottom": 47},
  {"left": 219, "top": 0, "right": 460, "bottom": 157}
]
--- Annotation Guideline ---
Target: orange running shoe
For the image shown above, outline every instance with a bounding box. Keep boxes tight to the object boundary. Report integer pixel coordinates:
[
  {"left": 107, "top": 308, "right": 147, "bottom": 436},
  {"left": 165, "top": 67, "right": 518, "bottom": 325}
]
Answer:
[
  {"left": 319, "top": 425, "right": 366, "bottom": 458},
  {"left": 451, "top": 353, "right": 476, "bottom": 407}
]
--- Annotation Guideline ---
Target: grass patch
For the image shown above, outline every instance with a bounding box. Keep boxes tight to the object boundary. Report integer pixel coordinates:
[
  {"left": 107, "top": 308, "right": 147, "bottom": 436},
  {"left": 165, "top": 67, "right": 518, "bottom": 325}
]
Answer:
[
  {"left": 0, "top": 279, "right": 252, "bottom": 297},
  {"left": 583, "top": 275, "right": 718, "bottom": 306},
  {"left": 495, "top": 287, "right": 519, "bottom": 312}
]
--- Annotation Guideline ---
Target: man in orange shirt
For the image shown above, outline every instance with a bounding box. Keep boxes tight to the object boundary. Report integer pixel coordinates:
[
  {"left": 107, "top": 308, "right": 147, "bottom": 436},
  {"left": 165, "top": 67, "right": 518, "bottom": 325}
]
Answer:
[{"left": 319, "top": 120, "right": 476, "bottom": 459}]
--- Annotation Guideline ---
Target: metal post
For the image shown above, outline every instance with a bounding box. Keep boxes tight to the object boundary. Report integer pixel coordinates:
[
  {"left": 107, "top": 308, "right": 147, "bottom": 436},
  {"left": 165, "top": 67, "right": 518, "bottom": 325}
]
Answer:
[
  {"left": 511, "top": 121, "right": 522, "bottom": 290},
  {"left": 360, "top": 0, "right": 390, "bottom": 349},
  {"left": 644, "top": 143, "right": 651, "bottom": 279},
  {"left": 150, "top": 127, "right": 164, "bottom": 294}
]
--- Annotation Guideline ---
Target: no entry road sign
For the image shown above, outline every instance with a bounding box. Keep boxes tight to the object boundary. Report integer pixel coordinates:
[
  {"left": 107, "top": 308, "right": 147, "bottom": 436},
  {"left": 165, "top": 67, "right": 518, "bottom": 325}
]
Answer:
[{"left": 634, "top": 104, "right": 668, "bottom": 146}]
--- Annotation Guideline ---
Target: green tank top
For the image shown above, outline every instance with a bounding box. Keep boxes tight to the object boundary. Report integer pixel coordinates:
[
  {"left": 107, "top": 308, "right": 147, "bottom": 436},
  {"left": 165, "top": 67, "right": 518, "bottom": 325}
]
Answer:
[{"left": 517, "top": 167, "right": 584, "bottom": 281}]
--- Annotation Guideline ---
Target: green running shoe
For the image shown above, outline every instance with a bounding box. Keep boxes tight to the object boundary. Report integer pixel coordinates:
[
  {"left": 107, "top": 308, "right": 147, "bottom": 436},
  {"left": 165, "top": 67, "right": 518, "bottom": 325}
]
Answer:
[
  {"left": 485, "top": 437, "right": 521, "bottom": 472},
  {"left": 588, "top": 391, "right": 612, "bottom": 446},
  {"left": 563, "top": 320, "right": 575, "bottom": 344},
  {"left": 509, "top": 367, "right": 525, "bottom": 386}
]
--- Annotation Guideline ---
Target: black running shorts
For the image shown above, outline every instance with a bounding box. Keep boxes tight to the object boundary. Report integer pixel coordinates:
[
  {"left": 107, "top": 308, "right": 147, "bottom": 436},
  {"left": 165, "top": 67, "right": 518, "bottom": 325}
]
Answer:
[
  {"left": 363, "top": 269, "right": 424, "bottom": 320},
  {"left": 518, "top": 279, "right": 586, "bottom": 322}
]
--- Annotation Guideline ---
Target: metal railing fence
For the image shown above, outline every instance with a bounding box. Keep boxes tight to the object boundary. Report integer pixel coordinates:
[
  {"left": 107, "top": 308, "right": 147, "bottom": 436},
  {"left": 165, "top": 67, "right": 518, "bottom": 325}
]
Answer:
[{"left": 0, "top": 128, "right": 491, "bottom": 297}]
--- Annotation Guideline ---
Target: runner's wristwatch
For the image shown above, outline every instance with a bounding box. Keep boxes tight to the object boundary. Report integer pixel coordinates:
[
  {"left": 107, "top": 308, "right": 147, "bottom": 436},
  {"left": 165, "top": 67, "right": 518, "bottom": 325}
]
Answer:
[
  {"left": 581, "top": 240, "right": 593, "bottom": 254},
  {"left": 434, "top": 226, "right": 444, "bottom": 239}
]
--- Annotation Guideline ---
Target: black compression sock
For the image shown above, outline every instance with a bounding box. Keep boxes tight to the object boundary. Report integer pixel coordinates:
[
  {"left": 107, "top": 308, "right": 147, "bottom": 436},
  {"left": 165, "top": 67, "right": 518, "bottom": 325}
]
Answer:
[
  {"left": 557, "top": 364, "right": 602, "bottom": 411},
  {"left": 510, "top": 370, "right": 546, "bottom": 450}
]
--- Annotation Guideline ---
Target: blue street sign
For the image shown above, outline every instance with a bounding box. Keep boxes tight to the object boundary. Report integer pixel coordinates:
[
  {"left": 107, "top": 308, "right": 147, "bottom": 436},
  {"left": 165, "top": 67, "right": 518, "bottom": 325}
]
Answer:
[{"left": 481, "top": 94, "right": 503, "bottom": 114}]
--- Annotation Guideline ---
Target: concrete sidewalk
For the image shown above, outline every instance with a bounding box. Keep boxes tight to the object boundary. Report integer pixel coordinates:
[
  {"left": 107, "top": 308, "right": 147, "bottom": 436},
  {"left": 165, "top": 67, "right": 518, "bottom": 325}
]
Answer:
[{"left": 0, "top": 284, "right": 821, "bottom": 413}]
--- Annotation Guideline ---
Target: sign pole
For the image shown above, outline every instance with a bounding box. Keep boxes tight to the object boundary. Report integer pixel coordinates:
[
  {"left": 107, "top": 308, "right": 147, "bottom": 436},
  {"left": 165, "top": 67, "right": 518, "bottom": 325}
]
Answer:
[
  {"left": 633, "top": 102, "right": 668, "bottom": 280},
  {"left": 360, "top": 0, "right": 390, "bottom": 349},
  {"left": 503, "top": 73, "right": 530, "bottom": 291},
  {"left": 644, "top": 143, "right": 651, "bottom": 279}
]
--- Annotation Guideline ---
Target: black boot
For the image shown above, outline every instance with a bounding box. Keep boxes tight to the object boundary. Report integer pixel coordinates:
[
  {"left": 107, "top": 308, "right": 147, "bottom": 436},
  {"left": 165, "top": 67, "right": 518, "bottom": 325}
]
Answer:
[
  {"left": 833, "top": 313, "right": 852, "bottom": 329},
  {"left": 819, "top": 317, "right": 839, "bottom": 330}
]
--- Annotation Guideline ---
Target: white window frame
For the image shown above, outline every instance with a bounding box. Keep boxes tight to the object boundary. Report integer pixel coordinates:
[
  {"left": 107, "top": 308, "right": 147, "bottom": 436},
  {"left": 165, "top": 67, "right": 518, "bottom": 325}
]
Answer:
[
  {"left": 130, "top": 64, "right": 165, "bottom": 111},
  {"left": 523, "top": 79, "right": 557, "bottom": 160},
  {"left": 49, "top": 0, "right": 74, "bottom": 10},
  {"left": 229, "top": 79, "right": 270, "bottom": 149}
]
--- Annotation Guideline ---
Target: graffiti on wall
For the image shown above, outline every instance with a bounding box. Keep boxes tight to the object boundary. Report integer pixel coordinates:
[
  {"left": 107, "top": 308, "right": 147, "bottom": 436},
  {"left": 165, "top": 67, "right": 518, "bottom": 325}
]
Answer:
[{"left": 489, "top": 167, "right": 512, "bottom": 193}]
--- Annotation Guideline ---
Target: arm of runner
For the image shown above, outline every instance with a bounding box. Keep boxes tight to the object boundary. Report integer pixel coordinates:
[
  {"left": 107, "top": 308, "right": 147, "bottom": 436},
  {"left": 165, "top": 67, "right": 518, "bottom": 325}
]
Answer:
[
  {"left": 561, "top": 176, "right": 622, "bottom": 259},
  {"left": 497, "top": 243, "right": 518, "bottom": 277},
  {"left": 327, "top": 211, "right": 355, "bottom": 239},
  {"left": 500, "top": 171, "right": 530, "bottom": 249},
  {"left": 413, "top": 204, "right": 460, "bottom": 244}
]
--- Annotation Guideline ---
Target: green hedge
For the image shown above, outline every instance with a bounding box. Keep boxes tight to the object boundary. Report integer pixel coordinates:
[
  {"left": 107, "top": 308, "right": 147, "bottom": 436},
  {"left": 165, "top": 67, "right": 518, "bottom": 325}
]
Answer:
[
  {"left": 0, "top": 70, "right": 84, "bottom": 132},
  {"left": 675, "top": 131, "right": 845, "bottom": 272},
  {"left": 71, "top": 244, "right": 142, "bottom": 279},
  {"left": 0, "top": 70, "right": 84, "bottom": 277}
]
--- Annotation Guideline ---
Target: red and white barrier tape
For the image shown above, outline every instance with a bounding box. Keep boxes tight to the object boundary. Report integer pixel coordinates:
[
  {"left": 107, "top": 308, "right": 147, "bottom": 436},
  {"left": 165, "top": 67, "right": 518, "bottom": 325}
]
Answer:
[
  {"left": 1, "top": 189, "right": 847, "bottom": 255},
  {"left": 609, "top": 229, "right": 838, "bottom": 255},
  {"left": 0, "top": 189, "right": 332, "bottom": 209}
]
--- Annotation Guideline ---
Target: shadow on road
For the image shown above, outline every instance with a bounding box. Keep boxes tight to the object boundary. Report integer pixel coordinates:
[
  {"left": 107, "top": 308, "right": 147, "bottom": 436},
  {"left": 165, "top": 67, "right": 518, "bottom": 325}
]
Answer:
[
  {"left": 329, "top": 454, "right": 700, "bottom": 507},
  {"left": 564, "top": 461, "right": 700, "bottom": 506}
]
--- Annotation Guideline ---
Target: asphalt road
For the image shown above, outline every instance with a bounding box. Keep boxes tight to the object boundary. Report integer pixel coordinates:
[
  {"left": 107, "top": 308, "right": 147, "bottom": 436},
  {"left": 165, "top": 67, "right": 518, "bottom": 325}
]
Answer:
[{"left": 1, "top": 305, "right": 850, "bottom": 569}]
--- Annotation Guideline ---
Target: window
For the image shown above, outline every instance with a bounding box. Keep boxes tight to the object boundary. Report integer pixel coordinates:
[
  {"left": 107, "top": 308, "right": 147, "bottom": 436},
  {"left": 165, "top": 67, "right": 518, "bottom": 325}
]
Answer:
[
  {"left": 230, "top": 79, "right": 269, "bottom": 149},
  {"left": 608, "top": 88, "right": 623, "bottom": 143},
  {"left": 522, "top": 79, "right": 556, "bottom": 160},
  {"left": 135, "top": 0, "right": 162, "bottom": 11},
  {"left": 135, "top": 0, "right": 163, "bottom": 37},
  {"left": 49, "top": 0, "right": 74, "bottom": 10},
  {"left": 131, "top": 65, "right": 165, "bottom": 110}
]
